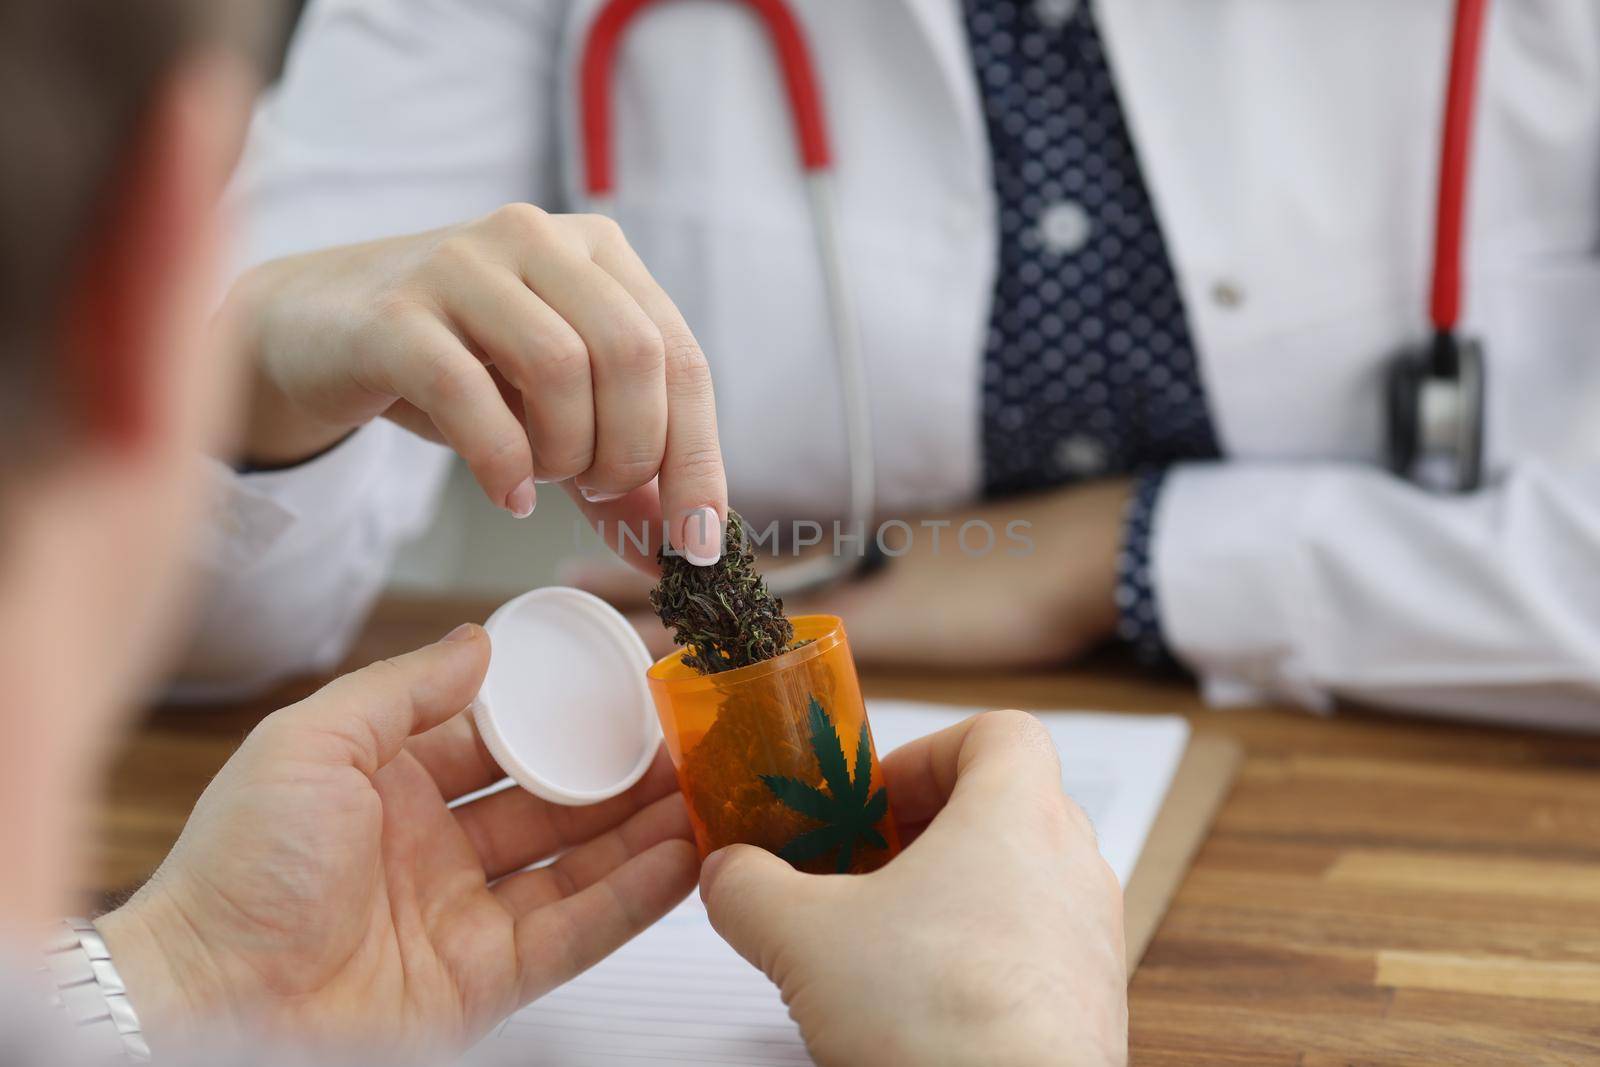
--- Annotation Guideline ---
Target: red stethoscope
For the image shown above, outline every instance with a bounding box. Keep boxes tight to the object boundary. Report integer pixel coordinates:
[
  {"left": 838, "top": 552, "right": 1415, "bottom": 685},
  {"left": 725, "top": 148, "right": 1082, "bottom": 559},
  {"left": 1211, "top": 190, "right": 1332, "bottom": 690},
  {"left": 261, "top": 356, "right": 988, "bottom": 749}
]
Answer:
[
  {"left": 1388, "top": 0, "right": 1490, "bottom": 493},
  {"left": 580, "top": 0, "right": 1492, "bottom": 517}
]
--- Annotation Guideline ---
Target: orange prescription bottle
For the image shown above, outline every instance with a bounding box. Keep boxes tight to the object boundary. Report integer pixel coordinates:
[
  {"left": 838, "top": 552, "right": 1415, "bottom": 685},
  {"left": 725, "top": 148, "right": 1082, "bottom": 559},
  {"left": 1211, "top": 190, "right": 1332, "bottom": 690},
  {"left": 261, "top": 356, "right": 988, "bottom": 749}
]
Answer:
[{"left": 647, "top": 615, "right": 900, "bottom": 875}]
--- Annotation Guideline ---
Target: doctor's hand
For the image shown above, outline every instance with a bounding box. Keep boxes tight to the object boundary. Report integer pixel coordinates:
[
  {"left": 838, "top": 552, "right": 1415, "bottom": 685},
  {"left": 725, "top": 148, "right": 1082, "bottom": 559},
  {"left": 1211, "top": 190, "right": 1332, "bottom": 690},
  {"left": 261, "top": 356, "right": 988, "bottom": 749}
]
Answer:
[
  {"left": 702, "top": 710, "right": 1128, "bottom": 1067},
  {"left": 228, "top": 204, "right": 728, "bottom": 568},
  {"left": 96, "top": 625, "right": 697, "bottom": 1061}
]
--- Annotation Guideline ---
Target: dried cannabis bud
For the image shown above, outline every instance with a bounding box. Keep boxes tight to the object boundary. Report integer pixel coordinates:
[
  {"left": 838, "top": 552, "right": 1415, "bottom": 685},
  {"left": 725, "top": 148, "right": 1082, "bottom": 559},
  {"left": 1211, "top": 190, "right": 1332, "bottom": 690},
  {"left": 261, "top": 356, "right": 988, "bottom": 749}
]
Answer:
[{"left": 651, "top": 510, "right": 796, "bottom": 674}]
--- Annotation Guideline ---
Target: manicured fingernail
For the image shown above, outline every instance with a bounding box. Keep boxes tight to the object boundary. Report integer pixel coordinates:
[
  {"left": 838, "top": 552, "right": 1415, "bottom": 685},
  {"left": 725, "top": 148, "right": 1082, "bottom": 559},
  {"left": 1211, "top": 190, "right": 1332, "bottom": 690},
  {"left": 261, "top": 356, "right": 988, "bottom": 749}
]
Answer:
[
  {"left": 443, "top": 623, "right": 477, "bottom": 643},
  {"left": 579, "top": 486, "right": 625, "bottom": 504},
  {"left": 506, "top": 477, "right": 537, "bottom": 518},
  {"left": 682, "top": 506, "right": 723, "bottom": 567}
]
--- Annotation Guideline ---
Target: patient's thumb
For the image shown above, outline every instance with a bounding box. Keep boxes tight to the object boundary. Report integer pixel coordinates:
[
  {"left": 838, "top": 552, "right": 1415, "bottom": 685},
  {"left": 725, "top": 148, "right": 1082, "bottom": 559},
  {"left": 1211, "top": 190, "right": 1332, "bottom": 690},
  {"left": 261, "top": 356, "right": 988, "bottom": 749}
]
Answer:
[{"left": 699, "top": 845, "right": 815, "bottom": 975}]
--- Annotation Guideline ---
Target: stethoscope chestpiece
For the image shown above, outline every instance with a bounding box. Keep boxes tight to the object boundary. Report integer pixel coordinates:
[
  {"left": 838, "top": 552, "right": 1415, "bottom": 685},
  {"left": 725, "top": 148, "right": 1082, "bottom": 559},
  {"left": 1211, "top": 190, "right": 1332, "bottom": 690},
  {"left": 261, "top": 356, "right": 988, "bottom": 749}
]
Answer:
[
  {"left": 1385, "top": 331, "right": 1485, "bottom": 494},
  {"left": 1390, "top": 0, "right": 1489, "bottom": 495}
]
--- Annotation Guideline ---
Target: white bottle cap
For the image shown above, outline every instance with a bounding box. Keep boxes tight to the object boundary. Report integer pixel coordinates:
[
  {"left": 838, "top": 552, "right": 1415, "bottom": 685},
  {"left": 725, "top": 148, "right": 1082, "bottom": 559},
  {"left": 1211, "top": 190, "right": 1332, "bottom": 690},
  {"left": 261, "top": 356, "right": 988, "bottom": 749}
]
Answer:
[{"left": 472, "top": 587, "right": 660, "bottom": 806}]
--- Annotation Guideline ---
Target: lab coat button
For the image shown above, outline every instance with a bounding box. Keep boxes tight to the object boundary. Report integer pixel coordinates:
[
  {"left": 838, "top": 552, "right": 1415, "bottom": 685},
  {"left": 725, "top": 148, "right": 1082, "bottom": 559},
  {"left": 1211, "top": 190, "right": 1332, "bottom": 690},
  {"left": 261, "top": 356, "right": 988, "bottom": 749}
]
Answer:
[
  {"left": 1034, "top": 0, "right": 1080, "bottom": 29},
  {"left": 1039, "top": 200, "right": 1092, "bottom": 255},
  {"left": 1211, "top": 280, "right": 1246, "bottom": 309},
  {"left": 1054, "top": 434, "right": 1107, "bottom": 475}
]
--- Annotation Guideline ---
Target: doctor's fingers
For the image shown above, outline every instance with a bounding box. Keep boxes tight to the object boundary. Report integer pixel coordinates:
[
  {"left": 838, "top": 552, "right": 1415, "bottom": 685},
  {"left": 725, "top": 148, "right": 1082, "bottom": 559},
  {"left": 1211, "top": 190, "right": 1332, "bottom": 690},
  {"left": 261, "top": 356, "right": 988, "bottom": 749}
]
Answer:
[
  {"left": 365, "top": 308, "right": 538, "bottom": 516},
  {"left": 583, "top": 217, "right": 727, "bottom": 567},
  {"left": 433, "top": 260, "right": 600, "bottom": 483},
  {"left": 510, "top": 221, "right": 672, "bottom": 505}
]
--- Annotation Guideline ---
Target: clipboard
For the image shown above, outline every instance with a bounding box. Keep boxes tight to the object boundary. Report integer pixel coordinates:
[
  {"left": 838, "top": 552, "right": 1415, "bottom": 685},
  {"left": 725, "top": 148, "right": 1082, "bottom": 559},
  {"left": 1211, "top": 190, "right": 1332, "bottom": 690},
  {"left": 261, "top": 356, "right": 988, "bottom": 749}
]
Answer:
[{"left": 1121, "top": 732, "right": 1242, "bottom": 969}]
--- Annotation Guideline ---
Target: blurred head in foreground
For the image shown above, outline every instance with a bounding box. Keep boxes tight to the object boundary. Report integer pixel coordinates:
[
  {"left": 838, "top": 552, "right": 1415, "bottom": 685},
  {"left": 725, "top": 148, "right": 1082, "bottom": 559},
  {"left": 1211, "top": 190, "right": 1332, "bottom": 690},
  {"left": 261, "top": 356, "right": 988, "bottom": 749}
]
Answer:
[{"left": 0, "top": 0, "right": 276, "bottom": 932}]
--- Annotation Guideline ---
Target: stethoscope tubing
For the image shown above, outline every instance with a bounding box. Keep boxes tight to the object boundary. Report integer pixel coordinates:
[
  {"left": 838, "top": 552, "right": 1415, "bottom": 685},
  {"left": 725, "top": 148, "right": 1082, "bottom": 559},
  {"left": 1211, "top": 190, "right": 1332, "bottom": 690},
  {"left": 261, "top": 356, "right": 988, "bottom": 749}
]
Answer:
[
  {"left": 1430, "top": 0, "right": 1489, "bottom": 343},
  {"left": 580, "top": 0, "right": 876, "bottom": 595}
]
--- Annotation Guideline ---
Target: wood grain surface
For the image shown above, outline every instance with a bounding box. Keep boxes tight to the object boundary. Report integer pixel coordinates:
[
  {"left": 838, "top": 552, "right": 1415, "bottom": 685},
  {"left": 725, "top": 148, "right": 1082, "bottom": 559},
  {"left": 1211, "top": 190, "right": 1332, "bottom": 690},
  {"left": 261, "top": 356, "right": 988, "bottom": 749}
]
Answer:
[{"left": 93, "top": 596, "right": 1600, "bottom": 1065}]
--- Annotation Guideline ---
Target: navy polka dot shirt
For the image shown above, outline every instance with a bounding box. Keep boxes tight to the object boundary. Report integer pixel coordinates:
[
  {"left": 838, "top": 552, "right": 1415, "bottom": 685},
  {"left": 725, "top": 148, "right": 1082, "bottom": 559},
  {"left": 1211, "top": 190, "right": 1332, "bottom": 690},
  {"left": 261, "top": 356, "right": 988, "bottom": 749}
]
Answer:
[{"left": 963, "top": 0, "right": 1221, "bottom": 666}]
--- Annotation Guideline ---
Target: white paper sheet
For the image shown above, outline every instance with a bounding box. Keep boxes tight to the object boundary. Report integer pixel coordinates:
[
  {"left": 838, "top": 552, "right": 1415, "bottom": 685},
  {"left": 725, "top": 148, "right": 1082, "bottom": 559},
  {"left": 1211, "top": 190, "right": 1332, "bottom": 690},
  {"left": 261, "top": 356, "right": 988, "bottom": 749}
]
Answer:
[{"left": 475, "top": 702, "right": 1190, "bottom": 1066}]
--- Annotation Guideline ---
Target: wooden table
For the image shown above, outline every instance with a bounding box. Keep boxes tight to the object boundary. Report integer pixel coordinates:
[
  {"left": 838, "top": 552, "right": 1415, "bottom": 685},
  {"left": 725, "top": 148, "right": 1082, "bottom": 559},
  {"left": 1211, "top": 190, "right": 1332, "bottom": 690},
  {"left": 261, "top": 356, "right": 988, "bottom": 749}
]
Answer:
[{"left": 97, "top": 597, "right": 1600, "bottom": 1065}]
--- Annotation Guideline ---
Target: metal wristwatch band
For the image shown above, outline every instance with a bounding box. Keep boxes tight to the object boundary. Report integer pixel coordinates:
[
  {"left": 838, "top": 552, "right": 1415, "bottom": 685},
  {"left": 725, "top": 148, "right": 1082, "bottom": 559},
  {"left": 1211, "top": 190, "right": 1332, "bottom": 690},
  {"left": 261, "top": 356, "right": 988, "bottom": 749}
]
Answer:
[{"left": 43, "top": 918, "right": 151, "bottom": 1063}]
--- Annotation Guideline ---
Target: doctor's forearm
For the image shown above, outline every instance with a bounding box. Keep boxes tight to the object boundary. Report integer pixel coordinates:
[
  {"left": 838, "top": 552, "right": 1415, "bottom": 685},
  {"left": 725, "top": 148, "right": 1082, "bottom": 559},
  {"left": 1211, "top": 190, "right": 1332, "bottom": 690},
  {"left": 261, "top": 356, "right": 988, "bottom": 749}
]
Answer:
[{"left": 803, "top": 481, "right": 1128, "bottom": 670}]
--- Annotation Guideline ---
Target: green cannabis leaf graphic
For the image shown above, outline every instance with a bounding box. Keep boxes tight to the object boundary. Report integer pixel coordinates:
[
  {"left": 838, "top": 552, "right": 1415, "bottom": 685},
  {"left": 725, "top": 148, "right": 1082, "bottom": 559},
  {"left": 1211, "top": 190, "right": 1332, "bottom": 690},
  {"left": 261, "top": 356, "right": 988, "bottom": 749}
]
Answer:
[{"left": 761, "top": 696, "right": 889, "bottom": 873}]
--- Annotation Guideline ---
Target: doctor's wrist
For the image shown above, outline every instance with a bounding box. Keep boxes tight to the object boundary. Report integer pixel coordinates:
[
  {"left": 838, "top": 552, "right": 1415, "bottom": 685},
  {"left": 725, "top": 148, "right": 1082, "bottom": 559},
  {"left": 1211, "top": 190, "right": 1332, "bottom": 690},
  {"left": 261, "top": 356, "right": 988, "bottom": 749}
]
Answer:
[
  {"left": 1023, "top": 478, "right": 1128, "bottom": 662},
  {"left": 226, "top": 259, "right": 369, "bottom": 470},
  {"left": 241, "top": 373, "right": 359, "bottom": 470}
]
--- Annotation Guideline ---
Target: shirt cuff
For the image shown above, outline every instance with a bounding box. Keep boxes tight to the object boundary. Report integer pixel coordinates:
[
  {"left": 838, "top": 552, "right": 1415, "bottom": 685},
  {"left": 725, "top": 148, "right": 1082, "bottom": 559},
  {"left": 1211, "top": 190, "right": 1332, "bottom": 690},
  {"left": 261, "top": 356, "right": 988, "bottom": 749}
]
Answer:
[
  {"left": 201, "top": 421, "right": 394, "bottom": 573},
  {"left": 1114, "top": 469, "right": 1176, "bottom": 669},
  {"left": 1152, "top": 462, "right": 1332, "bottom": 711}
]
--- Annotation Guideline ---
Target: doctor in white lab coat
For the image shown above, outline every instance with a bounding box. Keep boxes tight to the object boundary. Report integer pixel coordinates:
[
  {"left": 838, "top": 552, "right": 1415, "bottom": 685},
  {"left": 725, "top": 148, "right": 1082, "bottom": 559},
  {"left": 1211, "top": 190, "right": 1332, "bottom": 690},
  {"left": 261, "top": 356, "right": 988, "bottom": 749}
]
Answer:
[{"left": 188, "top": 0, "right": 1600, "bottom": 728}]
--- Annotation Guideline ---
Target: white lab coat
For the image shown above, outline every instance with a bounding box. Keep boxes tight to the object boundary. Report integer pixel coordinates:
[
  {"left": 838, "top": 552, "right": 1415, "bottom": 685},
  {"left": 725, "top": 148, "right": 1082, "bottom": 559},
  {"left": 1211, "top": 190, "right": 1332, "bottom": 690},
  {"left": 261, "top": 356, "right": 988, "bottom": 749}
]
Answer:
[{"left": 185, "top": 0, "right": 1600, "bottom": 727}]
